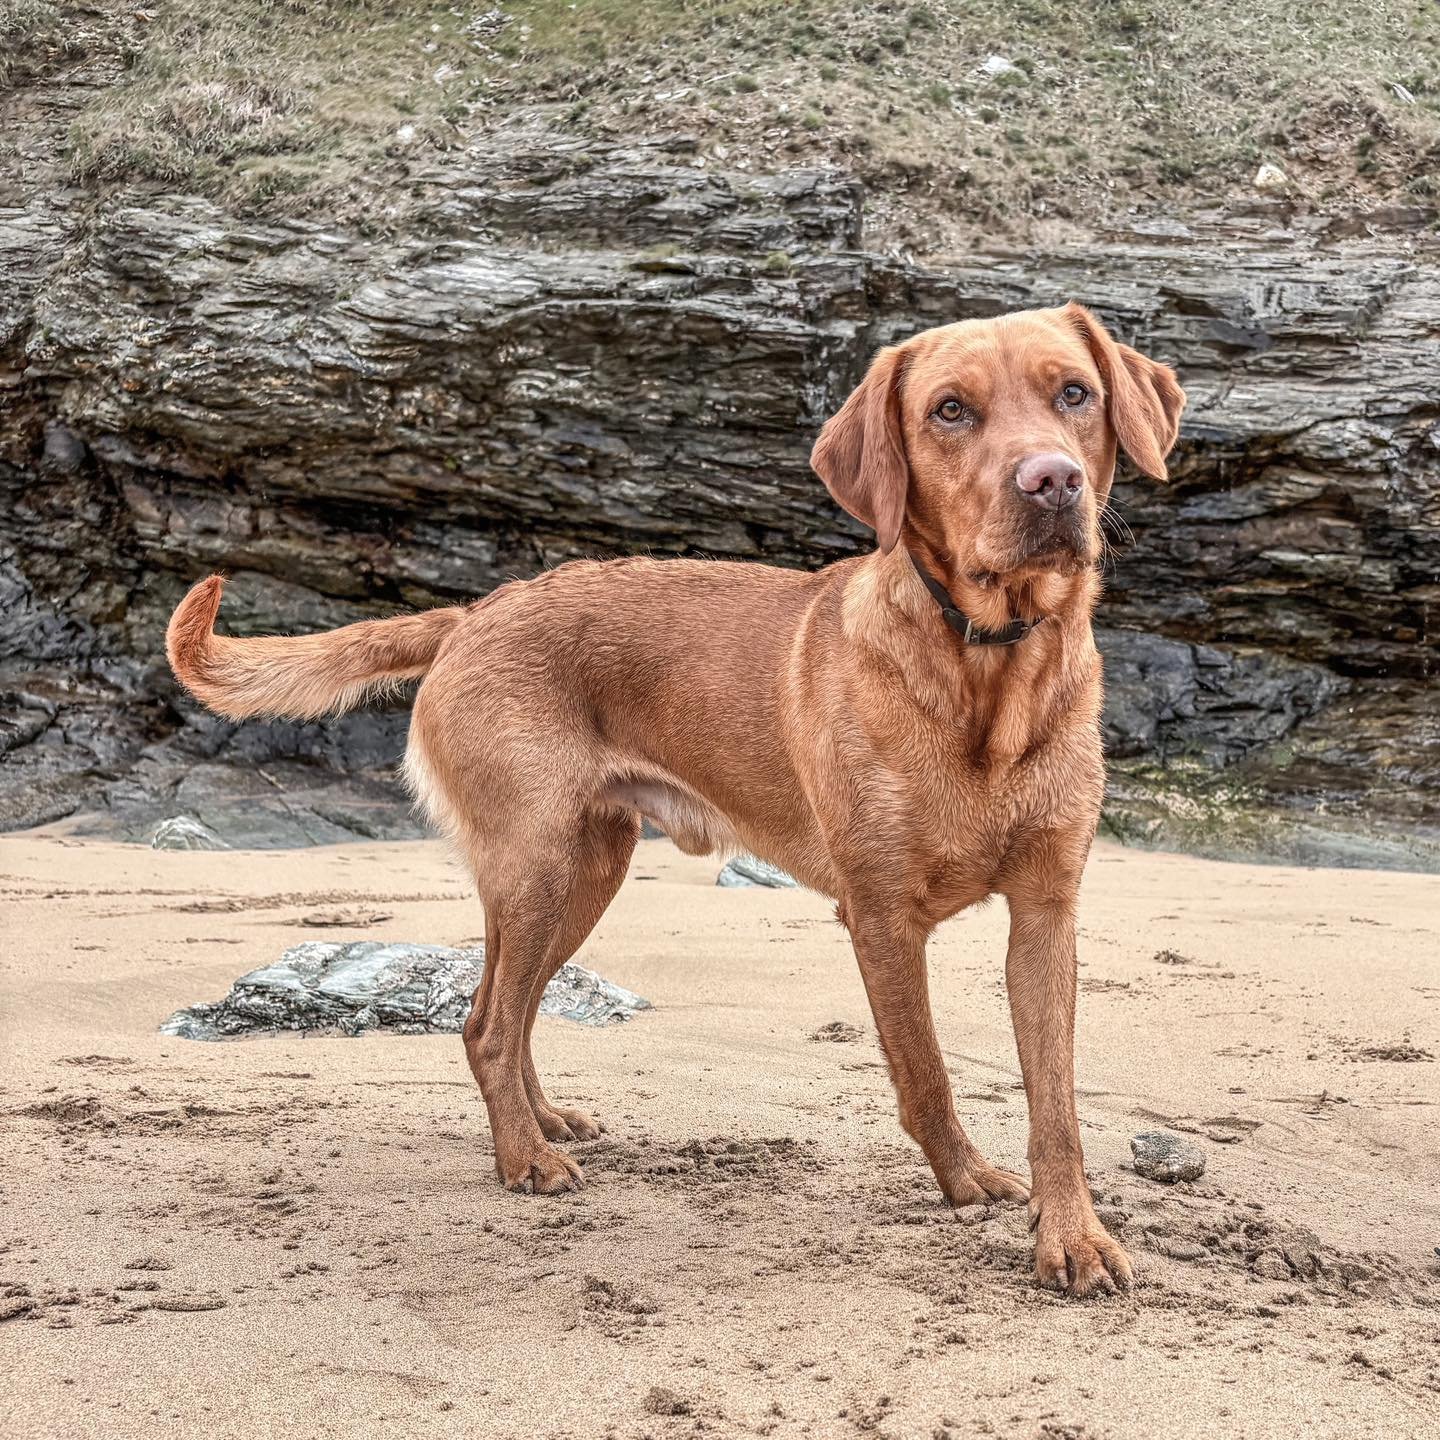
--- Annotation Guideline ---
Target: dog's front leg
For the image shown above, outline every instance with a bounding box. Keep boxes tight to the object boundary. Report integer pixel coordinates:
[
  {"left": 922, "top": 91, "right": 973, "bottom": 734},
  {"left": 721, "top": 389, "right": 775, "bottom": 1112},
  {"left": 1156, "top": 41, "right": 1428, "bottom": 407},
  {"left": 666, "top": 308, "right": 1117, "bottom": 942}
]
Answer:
[
  {"left": 1005, "top": 883, "right": 1133, "bottom": 1297},
  {"left": 845, "top": 908, "right": 1029, "bottom": 1208}
]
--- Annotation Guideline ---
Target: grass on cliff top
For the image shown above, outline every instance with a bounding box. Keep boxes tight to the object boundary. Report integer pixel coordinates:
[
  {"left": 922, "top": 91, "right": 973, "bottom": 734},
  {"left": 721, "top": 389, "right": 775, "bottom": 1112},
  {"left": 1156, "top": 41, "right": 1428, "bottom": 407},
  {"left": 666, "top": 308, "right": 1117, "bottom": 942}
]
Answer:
[
  {"left": 37, "top": 0, "right": 1440, "bottom": 247},
  {"left": 492, "top": 0, "right": 1440, "bottom": 247},
  {"left": 0, "top": 0, "right": 69, "bottom": 87},
  {"left": 60, "top": 1, "right": 479, "bottom": 217}
]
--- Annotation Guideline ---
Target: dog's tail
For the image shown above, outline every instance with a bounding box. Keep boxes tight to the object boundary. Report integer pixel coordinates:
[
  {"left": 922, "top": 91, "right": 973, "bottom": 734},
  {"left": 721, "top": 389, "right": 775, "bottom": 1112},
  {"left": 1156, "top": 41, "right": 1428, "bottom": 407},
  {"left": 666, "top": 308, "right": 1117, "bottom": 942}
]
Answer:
[{"left": 166, "top": 574, "right": 465, "bottom": 721}]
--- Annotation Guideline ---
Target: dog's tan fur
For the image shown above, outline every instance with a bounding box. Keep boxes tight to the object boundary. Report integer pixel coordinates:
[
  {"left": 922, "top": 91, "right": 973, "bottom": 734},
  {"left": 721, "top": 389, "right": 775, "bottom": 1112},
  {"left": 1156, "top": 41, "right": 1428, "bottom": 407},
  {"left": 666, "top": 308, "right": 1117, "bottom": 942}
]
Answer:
[{"left": 168, "top": 303, "right": 1184, "bottom": 1297}]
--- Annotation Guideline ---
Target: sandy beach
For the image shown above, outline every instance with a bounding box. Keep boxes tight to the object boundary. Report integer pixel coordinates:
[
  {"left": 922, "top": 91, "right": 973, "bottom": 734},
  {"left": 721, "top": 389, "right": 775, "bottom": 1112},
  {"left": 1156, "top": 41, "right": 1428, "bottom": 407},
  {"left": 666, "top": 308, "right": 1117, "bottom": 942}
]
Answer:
[{"left": 2, "top": 831, "right": 1437, "bottom": 1439}]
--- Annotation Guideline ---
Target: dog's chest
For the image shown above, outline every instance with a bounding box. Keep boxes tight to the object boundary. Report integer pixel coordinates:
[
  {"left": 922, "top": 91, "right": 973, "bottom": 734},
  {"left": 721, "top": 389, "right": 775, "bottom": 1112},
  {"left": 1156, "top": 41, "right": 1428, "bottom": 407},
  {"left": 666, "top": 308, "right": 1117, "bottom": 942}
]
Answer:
[{"left": 903, "top": 742, "right": 1101, "bottom": 911}]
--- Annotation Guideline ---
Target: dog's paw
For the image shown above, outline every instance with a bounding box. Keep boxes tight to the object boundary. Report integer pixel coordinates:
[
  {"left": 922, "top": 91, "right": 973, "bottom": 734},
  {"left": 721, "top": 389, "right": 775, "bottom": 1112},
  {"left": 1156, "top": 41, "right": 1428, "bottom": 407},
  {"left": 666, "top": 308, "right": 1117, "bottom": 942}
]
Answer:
[
  {"left": 944, "top": 1161, "right": 1030, "bottom": 1208},
  {"left": 496, "top": 1142, "right": 584, "bottom": 1196},
  {"left": 1031, "top": 1202, "right": 1133, "bottom": 1298},
  {"left": 534, "top": 1102, "right": 604, "bottom": 1144}
]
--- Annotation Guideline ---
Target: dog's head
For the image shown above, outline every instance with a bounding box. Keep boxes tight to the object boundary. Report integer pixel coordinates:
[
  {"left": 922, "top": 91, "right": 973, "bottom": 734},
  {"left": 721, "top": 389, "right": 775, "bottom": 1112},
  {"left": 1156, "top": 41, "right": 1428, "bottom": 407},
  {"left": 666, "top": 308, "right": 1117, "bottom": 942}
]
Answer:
[{"left": 811, "top": 304, "right": 1184, "bottom": 583}]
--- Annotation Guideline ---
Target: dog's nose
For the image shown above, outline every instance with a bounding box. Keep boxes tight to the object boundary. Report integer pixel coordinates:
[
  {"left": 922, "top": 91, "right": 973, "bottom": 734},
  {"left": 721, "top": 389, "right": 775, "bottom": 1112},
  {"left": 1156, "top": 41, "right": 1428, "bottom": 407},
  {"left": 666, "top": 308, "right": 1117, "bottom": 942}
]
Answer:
[{"left": 1015, "top": 452, "right": 1084, "bottom": 510}]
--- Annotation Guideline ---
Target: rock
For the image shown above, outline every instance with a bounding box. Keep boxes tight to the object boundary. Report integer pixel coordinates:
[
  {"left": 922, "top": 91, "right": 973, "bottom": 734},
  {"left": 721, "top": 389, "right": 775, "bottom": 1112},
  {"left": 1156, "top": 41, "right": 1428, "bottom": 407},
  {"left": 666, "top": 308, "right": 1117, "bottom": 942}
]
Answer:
[
  {"left": 4, "top": 697, "right": 428, "bottom": 849},
  {"left": 1130, "top": 1130, "right": 1207, "bottom": 1183},
  {"left": 2, "top": 98, "right": 1438, "bottom": 864},
  {"left": 160, "top": 941, "right": 651, "bottom": 1040},
  {"left": 1253, "top": 162, "right": 1290, "bottom": 191},
  {"left": 1098, "top": 628, "right": 1341, "bottom": 766},
  {"left": 717, "top": 855, "right": 798, "bottom": 889},
  {"left": 980, "top": 54, "right": 1021, "bottom": 78},
  {"left": 40, "top": 421, "right": 86, "bottom": 473},
  {"left": 150, "top": 816, "right": 230, "bottom": 851}
]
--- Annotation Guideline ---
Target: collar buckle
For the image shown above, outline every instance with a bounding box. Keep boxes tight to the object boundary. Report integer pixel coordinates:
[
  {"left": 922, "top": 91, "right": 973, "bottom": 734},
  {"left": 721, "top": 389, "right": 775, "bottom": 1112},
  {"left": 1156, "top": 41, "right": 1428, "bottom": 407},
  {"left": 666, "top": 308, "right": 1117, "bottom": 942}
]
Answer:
[{"left": 910, "top": 552, "right": 1040, "bottom": 648}]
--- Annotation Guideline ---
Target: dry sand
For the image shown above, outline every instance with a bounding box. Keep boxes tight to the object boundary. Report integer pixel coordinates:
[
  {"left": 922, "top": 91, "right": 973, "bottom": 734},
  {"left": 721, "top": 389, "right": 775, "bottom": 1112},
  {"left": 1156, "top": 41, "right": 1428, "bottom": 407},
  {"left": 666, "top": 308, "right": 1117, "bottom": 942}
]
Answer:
[{"left": 2, "top": 831, "right": 1438, "bottom": 1439}]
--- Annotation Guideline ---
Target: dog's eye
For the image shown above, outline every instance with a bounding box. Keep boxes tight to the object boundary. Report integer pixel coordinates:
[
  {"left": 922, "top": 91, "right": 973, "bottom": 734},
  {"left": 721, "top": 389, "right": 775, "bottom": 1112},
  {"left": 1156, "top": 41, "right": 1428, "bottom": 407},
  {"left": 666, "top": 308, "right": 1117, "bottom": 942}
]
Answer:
[
  {"left": 1060, "top": 383, "right": 1089, "bottom": 408},
  {"left": 935, "top": 399, "right": 967, "bottom": 424}
]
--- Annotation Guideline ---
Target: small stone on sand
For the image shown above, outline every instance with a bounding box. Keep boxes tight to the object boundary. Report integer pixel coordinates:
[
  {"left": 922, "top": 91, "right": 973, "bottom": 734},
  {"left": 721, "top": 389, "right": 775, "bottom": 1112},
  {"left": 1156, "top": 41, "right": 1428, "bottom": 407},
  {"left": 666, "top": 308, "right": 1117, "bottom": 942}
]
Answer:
[{"left": 1130, "top": 1130, "right": 1206, "bottom": 1183}]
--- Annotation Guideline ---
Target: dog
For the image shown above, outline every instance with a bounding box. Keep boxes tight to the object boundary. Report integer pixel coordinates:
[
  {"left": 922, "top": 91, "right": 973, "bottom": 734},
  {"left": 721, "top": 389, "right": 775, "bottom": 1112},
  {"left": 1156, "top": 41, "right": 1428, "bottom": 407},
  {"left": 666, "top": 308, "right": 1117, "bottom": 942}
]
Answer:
[{"left": 167, "top": 302, "right": 1184, "bottom": 1298}]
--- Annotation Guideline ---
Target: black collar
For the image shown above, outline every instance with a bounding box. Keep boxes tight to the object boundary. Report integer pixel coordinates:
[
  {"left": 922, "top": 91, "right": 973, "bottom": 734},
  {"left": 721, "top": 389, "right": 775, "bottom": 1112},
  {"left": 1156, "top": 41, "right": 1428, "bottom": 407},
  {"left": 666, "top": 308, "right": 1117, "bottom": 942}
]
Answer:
[{"left": 908, "top": 552, "right": 1043, "bottom": 646}]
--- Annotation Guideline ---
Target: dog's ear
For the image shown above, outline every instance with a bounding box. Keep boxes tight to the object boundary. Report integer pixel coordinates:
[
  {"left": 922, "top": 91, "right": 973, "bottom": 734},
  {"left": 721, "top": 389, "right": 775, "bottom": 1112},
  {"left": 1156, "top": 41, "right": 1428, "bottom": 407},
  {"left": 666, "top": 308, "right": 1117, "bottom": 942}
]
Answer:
[
  {"left": 810, "top": 343, "right": 909, "bottom": 552},
  {"left": 1064, "top": 303, "right": 1185, "bottom": 480}
]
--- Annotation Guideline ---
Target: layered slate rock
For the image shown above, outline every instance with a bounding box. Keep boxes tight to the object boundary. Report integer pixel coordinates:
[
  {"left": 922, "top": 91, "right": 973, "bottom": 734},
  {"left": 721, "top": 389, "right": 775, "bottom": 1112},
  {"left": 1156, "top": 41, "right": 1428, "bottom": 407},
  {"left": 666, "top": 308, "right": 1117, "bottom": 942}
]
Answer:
[
  {"left": 2, "top": 121, "right": 1436, "bottom": 865},
  {"left": 160, "top": 940, "right": 651, "bottom": 1040}
]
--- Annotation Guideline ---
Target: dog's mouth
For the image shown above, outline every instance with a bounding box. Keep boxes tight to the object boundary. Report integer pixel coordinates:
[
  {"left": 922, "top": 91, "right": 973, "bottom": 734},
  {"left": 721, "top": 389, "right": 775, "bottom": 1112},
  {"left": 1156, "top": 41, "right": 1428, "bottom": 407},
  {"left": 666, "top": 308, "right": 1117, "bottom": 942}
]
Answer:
[
  {"left": 979, "top": 504, "right": 1098, "bottom": 578},
  {"left": 1022, "top": 526, "right": 1095, "bottom": 570}
]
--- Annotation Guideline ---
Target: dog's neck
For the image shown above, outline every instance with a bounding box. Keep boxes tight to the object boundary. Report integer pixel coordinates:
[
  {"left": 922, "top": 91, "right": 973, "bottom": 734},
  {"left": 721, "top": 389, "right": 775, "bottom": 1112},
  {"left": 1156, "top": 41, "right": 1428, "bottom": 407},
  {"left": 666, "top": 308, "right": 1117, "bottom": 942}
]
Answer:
[
  {"left": 906, "top": 535, "right": 1095, "bottom": 634},
  {"left": 844, "top": 545, "right": 1102, "bottom": 764}
]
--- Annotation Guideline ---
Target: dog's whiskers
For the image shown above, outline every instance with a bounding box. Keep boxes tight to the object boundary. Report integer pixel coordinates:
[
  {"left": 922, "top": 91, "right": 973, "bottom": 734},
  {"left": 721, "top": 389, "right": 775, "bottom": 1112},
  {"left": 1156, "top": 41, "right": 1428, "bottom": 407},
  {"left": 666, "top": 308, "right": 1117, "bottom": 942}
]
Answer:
[{"left": 1098, "top": 499, "right": 1136, "bottom": 549}]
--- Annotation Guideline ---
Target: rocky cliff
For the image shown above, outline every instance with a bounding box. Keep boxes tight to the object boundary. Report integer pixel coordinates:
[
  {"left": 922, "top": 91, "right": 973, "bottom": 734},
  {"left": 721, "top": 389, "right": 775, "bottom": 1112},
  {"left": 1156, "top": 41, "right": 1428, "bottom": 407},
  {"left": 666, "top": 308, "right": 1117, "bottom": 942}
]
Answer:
[{"left": 2, "top": 96, "right": 1437, "bottom": 863}]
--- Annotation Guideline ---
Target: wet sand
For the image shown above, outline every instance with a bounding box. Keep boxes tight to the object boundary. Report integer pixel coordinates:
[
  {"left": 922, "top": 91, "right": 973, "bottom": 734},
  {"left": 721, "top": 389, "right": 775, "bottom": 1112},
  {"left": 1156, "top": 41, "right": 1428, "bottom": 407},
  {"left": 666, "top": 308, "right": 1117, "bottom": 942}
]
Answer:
[{"left": 2, "top": 832, "right": 1437, "bottom": 1438}]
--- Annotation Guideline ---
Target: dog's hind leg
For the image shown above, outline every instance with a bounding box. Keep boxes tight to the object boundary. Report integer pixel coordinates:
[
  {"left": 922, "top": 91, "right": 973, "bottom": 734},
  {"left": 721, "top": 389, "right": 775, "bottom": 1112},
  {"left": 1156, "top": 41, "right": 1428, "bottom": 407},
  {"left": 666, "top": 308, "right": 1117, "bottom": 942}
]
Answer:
[
  {"left": 463, "top": 845, "right": 589, "bottom": 1195},
  {"left": 520, "top": 809, "right": 638, "bottom": 1142}
]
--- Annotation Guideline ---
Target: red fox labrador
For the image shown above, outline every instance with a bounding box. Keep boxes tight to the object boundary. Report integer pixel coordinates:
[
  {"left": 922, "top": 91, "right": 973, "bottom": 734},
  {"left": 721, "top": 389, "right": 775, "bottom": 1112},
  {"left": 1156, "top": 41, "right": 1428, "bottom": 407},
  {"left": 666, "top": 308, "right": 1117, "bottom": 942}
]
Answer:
[{"left": 168, "top": 302, "right": 1184, "bottom": 1298}]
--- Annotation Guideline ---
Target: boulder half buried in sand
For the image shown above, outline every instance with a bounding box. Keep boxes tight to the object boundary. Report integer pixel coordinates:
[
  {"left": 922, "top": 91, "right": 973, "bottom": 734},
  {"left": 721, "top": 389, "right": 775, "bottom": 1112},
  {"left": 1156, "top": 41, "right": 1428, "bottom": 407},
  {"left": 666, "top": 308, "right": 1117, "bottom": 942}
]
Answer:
[
  {"left": 161, "top": 941, "right": 650, "bottom": 1040},
  {"left": 716, "top": 855, "right": 798, "bottom": 889},
  {"left": 1130, "top": 1129, "right": 1207, "bottom": 1183}
]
